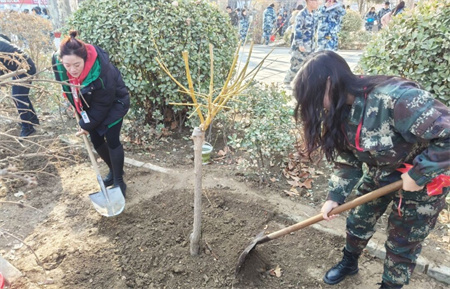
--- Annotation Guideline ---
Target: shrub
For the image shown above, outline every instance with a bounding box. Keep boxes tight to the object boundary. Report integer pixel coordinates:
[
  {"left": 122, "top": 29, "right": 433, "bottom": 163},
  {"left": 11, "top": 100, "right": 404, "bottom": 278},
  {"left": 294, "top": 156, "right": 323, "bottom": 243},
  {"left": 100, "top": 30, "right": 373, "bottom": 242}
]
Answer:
[
  {"left": 250, "top": 8, "right": 264, "bottom": 44},
  {"left": 359, "top": 0, "right": 450, "bottom": 105},
  {"left": 225, "top": 82, "right": 296, "bottom": 181},
  {"left": 341, "top": 9, "right": 363, "bottom": 32},
  {"left": 66, "top": 0, "right": 238, "bottom": 140},
  {"left": 339, "top": 29, "right": 373, "bottom": 50},
  {"left": 0, "top": 11, "right": 53, "bottom": 70},
  {"left": 338, "top": 9, "right": 372, "bottom": 50}
]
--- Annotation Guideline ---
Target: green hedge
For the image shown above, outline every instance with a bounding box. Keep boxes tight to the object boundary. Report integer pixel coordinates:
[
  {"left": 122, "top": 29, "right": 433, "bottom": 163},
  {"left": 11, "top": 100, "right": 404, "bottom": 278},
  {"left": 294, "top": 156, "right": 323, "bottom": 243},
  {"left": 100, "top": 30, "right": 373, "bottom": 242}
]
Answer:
[
  {"left": 359, "top": 0, "right": 450, "bottom": 105},
  {"left": 338, "top": 9, "right": 372, "bottom": 50},
  {"left": 225, "top": 83, "right": 296, "bottom": 178},
  {"left": 66, "top": 0, "right": 238, "bottom": 133}
]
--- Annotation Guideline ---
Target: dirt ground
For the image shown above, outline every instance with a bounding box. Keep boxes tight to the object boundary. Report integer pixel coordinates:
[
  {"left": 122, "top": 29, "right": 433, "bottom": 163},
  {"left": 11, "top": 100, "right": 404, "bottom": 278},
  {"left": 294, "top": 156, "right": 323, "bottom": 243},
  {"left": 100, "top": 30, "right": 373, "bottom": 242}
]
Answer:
[{"left": 1, "top": 113, "right": 449, "bottom": 289}]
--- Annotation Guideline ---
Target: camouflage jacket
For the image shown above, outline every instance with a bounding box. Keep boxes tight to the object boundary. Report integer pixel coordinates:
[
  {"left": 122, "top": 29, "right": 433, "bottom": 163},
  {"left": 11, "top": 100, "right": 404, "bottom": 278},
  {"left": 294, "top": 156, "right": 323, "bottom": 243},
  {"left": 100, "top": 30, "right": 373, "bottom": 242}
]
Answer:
[
  {"left": 377, "top": 7, "right": 391, "bottom": 20},
  {"left": 263, "top": 6, "right": 276, "bottom": 31},
  {"left": 317, "top": 2, "right": 346, "bottom": 37},
  {"left": 292, "top": 8, "right": 318, "bottom": 53},
  {"left": 328, "top": 79, "right": 450, "bottom": 204}
]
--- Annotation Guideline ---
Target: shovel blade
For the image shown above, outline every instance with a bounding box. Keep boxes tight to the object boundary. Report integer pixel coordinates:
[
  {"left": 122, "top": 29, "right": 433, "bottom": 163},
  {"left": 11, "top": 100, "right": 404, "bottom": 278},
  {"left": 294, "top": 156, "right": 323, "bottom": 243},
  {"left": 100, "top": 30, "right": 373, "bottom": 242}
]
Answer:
[{"left": 89, "top": 186, "right": 125, "bottom": 217}]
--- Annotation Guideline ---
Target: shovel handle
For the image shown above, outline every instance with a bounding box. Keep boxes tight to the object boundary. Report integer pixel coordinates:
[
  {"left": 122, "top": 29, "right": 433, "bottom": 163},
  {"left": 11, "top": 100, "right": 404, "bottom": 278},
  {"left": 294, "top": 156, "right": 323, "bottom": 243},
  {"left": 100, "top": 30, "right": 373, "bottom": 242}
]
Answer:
[
  {"left": 266, "top": 180, "right": 403, "bottom": 240},
  {"left": 74, "top": 113, "right": 102, "bottom": 177}
]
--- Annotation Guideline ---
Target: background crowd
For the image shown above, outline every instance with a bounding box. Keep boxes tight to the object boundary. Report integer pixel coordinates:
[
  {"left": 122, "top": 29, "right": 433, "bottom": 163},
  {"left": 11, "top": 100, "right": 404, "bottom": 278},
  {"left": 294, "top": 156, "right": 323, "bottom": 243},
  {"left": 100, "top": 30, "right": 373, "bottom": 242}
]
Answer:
[
  {"left": 226, "top": 1, "right": 406, "bottom": 43},
  {"left": 225, "top": 1, "right": 408, "bottom": 88}
]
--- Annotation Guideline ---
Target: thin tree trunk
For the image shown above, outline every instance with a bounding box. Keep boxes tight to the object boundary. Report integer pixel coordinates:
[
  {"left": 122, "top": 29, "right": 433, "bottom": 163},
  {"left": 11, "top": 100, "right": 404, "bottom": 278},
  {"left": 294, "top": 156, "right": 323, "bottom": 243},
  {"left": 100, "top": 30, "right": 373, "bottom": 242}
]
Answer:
[
  {"left": 190, "top": 127, "right": 204, "bottom": 256},
  {"left": 357, "top": 0, "right": 365, "bottom": 14},
  {"left": 47, "top": 0, "right": 81, "bottom": 29},
  {"left": 47, "top": 0, "right": 61, "bottom": 28}
]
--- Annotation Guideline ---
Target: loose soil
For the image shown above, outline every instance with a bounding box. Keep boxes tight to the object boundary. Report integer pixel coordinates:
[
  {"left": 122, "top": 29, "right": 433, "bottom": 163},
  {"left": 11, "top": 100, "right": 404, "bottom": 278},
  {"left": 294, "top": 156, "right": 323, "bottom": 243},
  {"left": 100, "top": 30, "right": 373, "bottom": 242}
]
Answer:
[{"left": 0, "top": 113, "right": 449, "bottom": 289}]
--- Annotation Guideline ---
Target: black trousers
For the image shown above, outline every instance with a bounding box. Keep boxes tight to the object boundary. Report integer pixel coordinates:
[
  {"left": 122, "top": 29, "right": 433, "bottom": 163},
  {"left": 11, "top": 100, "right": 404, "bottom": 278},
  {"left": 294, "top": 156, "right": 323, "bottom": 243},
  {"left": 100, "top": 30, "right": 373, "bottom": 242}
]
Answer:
[
  {"left": 89, "top": 120, "right": 123, "bottom": 150},
  {"left": 12, "top": 77, "right": 39, "bottom": 128}
]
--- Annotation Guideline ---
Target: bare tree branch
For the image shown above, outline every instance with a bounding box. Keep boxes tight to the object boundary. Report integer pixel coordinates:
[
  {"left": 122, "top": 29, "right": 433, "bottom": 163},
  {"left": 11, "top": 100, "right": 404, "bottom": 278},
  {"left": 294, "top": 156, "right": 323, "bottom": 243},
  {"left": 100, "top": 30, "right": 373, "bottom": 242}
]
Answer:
[
  {"left": 0, "top": 228, "right": 44, "bottom": 270},
  {"left": 0, "top": 201, "right": 42, "bottom": 212}
]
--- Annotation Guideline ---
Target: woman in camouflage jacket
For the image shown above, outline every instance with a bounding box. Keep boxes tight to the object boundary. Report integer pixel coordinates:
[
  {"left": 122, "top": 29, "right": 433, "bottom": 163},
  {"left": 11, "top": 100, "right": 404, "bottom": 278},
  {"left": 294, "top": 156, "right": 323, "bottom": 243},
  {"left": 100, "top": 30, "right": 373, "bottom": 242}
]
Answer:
[{"left": 293, "top": 50, "right": 449, "bottom": 289}]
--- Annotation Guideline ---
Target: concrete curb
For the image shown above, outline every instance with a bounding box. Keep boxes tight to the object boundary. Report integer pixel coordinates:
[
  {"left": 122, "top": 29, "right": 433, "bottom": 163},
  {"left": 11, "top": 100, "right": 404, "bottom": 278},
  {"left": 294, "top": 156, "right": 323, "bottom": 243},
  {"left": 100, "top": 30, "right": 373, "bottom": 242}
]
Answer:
[
  {"left": 427, "top": 265, "right": 450, "bottom": 285},
  {"left": 124, "top": 157, "right": 173, "bottom": 174},
  {"left": 57, "top": 135, "right": 174, "bottom": 175}
]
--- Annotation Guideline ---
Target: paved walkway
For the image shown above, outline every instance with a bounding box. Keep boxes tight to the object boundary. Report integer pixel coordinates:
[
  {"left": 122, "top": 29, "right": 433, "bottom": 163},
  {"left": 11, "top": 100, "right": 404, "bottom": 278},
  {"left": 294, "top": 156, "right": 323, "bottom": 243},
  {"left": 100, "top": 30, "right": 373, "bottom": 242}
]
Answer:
[{"left": 237, "top": 44, "right": 363, "bottom": 85}]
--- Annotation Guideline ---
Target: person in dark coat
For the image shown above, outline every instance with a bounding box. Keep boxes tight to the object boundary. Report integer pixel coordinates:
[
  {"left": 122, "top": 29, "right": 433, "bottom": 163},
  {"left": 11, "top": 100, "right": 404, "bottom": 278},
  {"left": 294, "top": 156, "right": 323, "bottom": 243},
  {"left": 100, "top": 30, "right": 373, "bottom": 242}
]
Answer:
[
  {"left": 0, "top": 34, "right": 39, "bottom": 137},
  {"left": 276, "top": 14, "right": 285, "bottom": 36},
  {"left": 226, "top": 6, "right": 239, "bottom": 27},
  {"left": 52, "top": 31, "right": 130, "bottom": 197},
  {"left": 31, "top": 6, "right": 41, "bottom": 16}
]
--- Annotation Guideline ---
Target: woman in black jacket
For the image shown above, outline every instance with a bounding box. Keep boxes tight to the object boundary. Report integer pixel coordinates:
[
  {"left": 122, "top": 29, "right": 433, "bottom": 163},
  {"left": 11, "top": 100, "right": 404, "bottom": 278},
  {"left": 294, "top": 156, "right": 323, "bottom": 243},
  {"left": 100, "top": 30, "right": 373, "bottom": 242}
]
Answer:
[{"left": 52, "top": 31, "right": 130, "bottom": 197}]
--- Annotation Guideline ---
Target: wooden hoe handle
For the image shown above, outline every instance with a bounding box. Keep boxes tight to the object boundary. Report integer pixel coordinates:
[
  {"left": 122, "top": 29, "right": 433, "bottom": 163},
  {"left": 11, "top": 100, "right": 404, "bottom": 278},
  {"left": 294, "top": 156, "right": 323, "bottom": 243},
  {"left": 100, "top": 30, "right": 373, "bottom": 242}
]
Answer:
[{"left": 267, "top": 180, "right": 403, "bottom": 240}]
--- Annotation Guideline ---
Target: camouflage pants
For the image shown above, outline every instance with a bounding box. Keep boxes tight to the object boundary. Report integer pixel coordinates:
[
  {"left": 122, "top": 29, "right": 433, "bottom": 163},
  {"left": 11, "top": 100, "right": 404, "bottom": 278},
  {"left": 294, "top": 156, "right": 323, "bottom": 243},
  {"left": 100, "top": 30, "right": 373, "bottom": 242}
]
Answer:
[
  {"left": 345, "top": 187, "right": 448, "bottom": 286},
  {"left": 240, "top": 30, "right": 247, "bottom": 43},
  {"left": 317, "top": 34, "right": 339, "bottom": 51},
  {"left": 284, "top": 50, "right": 309, "bottom": 84},
  {"left": 262, "top": 29, "right": 272, "bottom": 45}
]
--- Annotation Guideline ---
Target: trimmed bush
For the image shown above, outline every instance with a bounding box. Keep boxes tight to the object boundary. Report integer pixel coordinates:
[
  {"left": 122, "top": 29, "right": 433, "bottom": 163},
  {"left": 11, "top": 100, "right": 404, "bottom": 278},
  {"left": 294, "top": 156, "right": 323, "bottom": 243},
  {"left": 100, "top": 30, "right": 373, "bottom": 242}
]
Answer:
[
  {"left": 338, "top": 9, "right": 372, "bottom": 50},
  {"left": 66, "top": 0, "right": 238, "bottom": 137},
  {"left": 341, "top": 9, "right": 363, "bottom": 32},
  {"left": 225, "top": 83, "right": 296, "bottom": 180},
  {"left": 0, "top": 11, "right": 53, "bottom": 70},
  {"left": 359, "top": 1, "right": 450, "bottom": 105}
]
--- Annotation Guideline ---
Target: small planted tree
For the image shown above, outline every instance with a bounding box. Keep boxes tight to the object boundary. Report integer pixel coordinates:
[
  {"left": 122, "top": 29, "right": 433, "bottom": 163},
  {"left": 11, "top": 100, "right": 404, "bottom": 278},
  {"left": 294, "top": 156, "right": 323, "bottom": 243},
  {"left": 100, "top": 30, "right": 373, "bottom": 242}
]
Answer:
[
  {"left": 157, "top": 42, "right": 269, "bottom": 255},
  {"left": 359, "top": 0, "right": 450, "bottom": 105}
]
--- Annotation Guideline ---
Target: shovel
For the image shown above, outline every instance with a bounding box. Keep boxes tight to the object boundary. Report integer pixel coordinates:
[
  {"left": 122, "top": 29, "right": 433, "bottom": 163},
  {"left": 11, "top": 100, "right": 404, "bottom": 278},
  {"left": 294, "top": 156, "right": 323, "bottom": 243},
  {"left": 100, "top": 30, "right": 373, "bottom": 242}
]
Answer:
[
  {"left": 75, "top": 114, "right": 125, "bottom": 217},
  {"left": 235, "top": 180, "right": 403, "bottom": 275}
]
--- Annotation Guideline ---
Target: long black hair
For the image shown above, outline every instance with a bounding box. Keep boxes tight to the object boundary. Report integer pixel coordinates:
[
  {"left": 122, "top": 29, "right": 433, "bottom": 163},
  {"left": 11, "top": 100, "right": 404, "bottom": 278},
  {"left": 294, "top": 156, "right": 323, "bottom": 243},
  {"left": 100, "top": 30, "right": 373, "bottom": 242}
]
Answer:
[
  {"left": 392, "top": 1, "right": 405, "bottom": 16},
  {"left": 293, "top": 50, "right": 394, "bottom": 162}
]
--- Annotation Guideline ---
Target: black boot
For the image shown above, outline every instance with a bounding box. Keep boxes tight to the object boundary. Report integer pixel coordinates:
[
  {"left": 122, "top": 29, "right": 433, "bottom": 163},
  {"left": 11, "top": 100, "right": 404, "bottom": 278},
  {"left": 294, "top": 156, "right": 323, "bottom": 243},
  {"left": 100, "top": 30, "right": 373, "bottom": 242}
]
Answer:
[
  {"left": 95, "top": 143, "right": 113, "bottom": 186},
  {"left": 17, "top": 99, "right": 39, "bottom": 138},
  {"left": 323, "top": 248, "right": 359, "bottom": 285},
  {"left": 19, "top": 123, "right": 36, "bottom": 137},
  {"left": 378, "top": 281, "right": 403, "bottom": 289},
  {"left": 109, "top": 144, "right": 127, "bottom": 197}
]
